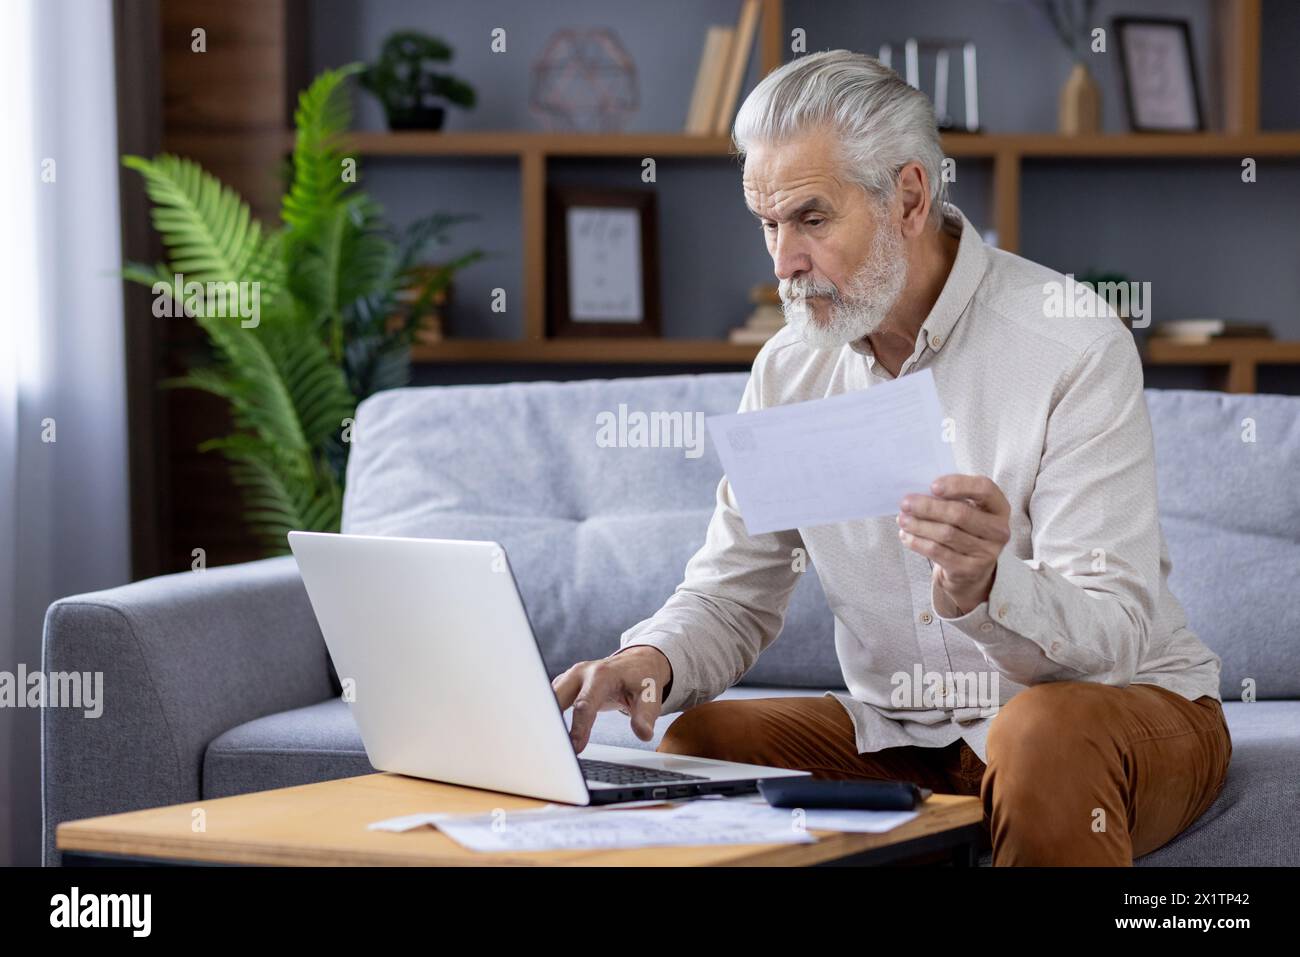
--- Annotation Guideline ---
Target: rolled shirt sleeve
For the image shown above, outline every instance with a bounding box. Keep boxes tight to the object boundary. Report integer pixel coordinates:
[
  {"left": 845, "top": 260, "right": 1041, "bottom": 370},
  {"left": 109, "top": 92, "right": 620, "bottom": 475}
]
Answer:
[
  {"left": 934, "top": 328, "right": 1162, "bottom": 687},
  {"left": 618, "top": 366, "right": 805, "bottom": 714}
]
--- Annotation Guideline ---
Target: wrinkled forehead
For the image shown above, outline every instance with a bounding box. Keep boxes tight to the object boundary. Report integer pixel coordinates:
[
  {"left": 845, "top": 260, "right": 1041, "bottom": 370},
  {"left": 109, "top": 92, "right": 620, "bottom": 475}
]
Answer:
[{"left": 741, "top": 128, "right": 854, "bottom": 214}]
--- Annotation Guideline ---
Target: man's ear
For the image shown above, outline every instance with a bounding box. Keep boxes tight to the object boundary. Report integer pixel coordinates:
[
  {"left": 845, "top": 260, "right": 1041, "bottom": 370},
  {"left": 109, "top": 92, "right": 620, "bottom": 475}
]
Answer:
[{"left": 896, "top": 161, "right": 931, "bottom": 239}]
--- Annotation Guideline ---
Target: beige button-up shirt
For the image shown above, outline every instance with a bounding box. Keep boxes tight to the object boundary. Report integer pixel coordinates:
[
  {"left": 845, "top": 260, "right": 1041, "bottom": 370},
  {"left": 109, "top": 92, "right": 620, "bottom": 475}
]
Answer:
[{"left": 620, "top": 204, "right": 1222, "bottom": 764}]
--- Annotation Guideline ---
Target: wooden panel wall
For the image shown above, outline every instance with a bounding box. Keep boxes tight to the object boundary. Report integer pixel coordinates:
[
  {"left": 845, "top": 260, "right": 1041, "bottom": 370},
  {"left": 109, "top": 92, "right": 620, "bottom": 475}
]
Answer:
[{"left": 120, "top": 0, "right": 306, "bottom": 573}]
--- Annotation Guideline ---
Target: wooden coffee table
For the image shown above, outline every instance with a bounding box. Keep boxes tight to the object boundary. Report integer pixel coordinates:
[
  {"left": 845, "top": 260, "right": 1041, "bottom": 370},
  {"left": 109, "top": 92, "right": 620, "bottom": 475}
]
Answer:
[{"left": 57, "top": 773, "right": 986, "bottom": 866}]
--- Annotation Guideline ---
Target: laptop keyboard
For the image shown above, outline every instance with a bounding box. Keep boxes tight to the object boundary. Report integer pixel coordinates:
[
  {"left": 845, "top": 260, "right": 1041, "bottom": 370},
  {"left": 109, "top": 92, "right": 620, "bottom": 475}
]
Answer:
[{"left": 579, "top": 758, "right": 708, "bottom": 785}]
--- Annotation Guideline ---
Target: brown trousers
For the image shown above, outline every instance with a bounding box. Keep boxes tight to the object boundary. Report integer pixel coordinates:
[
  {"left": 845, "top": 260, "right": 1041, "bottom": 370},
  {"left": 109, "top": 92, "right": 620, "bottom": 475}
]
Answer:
[{"left": 657, "top": 681, "right": 1232, "bottom": 866}]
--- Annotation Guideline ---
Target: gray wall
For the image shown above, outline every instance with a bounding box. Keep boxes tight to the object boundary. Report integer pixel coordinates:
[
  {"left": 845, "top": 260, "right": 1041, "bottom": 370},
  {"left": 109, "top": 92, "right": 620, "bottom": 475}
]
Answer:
[{"left": 309, "top": 0, "right": 1300, "bottom": 392}]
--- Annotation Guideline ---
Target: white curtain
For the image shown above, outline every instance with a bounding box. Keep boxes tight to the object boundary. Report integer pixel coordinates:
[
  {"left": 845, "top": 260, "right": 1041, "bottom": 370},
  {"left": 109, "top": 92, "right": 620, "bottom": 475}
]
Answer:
[{"left": 0, "top": 0, "right": 130, "bottom": 866}]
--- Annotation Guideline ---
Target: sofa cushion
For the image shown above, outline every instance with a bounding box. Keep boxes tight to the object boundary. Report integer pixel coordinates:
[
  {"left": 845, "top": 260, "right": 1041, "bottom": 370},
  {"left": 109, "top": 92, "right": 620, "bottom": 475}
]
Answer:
[
  {"left": 202, "top": 699, "right": 374, "bottom": 799},
  {"left": 1134, "top": 700, "right": 1300, "bottom": 866},
  {"left": 1146, "top": 390, "right": 1300, "bottom": 700}
]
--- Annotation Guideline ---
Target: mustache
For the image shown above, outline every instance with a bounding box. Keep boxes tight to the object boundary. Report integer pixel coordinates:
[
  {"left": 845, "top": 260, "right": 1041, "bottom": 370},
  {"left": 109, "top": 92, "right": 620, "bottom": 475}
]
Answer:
[{"left": 780, "top": 276, "right": 840, "bottom": 301}]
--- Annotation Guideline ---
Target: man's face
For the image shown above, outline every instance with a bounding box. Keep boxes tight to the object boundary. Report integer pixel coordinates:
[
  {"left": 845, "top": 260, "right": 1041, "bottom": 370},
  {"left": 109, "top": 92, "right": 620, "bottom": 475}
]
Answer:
[{"left": 743, "top": 128, "right": 909, "bottom": 350}]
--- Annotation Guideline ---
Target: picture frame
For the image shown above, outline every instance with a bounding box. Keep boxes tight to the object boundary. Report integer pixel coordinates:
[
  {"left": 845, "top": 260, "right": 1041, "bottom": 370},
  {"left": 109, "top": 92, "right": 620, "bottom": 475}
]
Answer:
[
  {"left": 1114, "top": 17, "right": 1204, "bottom": 133},
  {"left": 546, "top": 186, "right": 660, "bottom": 338}
]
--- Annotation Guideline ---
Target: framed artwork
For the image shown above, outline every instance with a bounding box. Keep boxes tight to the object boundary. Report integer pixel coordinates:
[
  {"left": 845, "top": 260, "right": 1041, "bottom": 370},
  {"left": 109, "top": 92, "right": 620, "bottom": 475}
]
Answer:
[
  {"left": 1114, "top": 17, "right": 1204, "bottom": 132},
  {"left": 547, "top": 186, "right": 660, "bottom": 337}
]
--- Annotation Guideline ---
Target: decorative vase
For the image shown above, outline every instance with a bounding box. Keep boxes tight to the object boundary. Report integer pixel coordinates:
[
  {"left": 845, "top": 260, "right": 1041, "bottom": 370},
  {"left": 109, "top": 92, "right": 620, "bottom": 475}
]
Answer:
[{"left": 1058, "top": 62, "right": 1100, "bottom": 136}]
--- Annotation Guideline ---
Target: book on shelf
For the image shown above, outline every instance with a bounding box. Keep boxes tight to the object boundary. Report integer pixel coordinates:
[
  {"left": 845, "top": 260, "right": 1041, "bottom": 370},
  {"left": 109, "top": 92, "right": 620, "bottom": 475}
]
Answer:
[
  {"left": 712, "top": 0, "right": 762, "bottom": 135},
  {"left": 684, "top": 0, "right": 761, "bottom": 136},
  {"left": 685, "top": 26, "right": 733, "bottom": 135},
  {"left": 1149, "top": 319, "right": 1274, "bottom": 345}
]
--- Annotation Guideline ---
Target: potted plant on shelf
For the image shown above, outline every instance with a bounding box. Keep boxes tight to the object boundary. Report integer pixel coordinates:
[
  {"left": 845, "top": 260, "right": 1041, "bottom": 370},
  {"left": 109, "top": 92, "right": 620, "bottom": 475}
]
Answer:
[
  {"left": 361, "top": 31, "right": 477, "bottom": 130},
  {"left": 1025, "top": 0, "right": 1101, "bottom": 135},
  {"left": 122, "top": 64, "right": 483, "bottom": 554}
]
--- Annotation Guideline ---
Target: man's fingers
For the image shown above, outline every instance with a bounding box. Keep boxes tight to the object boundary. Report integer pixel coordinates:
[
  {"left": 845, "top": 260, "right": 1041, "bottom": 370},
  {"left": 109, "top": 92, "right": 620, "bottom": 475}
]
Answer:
[
  {"left": 902, "top": 495, "right": 1005, "bottom": 542},
  {"left": 928, "top": 474, "right": 1010, "bottom": 515},
  {"left": 551, "top": 664, "right": 588, "bottom": 712},
  {"left": 897, "top": 512, "right": 987, "bottom": 556},
  {"left": 555, "top": 651, "right": 672, "bottom": 751},
  {"left": 567, "top": 665, "right": 629, "bottom": 752},
  {"left": 567, "top": 678, "right": 604, "bottom": 753},
  {"left": 902, "top": 472, "right": 1012, "bottom": 544},
  {"left": 626, "top": 687, "right": 663, "bottom": 742}
]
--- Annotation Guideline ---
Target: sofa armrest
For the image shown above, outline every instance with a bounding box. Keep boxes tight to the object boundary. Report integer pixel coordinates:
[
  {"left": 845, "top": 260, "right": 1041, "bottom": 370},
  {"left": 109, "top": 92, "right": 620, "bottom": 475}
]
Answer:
[{"left": 41, "top": 555, "right": 334, "bottom": 865}]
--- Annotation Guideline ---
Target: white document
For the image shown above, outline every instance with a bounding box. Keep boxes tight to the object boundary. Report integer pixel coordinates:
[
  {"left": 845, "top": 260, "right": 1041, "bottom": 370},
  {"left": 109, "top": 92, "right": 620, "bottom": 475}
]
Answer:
[
  {"left": 368, "top": 796, "right": 917, "bottom": 851},
  {"left": 706, "top": 367, "right": 956, "bottom": 535},
  {"left": 367, "top": 800, "right": 669, "bottom": 834},
  {"left": 372, "top": 801, "right": 814, "bottom": 852},
  {"left": 682, "top": 796, "right": 920, "bottom": 834}
]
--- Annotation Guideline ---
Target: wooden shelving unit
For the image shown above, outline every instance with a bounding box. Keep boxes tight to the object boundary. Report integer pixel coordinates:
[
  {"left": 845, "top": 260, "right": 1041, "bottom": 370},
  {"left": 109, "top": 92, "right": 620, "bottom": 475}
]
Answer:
[
  {"left": 348, "top": 0, "right": 1292, "bottom": 372},
  {"left": 1142, "top": 339, "right": 1300, "bottom": 394},
  {"left": 348, "top": 129, "right": 1300, "bottom": 161},
  {"left": 407, "top": 337, "right": 762, "bottom": 364}
]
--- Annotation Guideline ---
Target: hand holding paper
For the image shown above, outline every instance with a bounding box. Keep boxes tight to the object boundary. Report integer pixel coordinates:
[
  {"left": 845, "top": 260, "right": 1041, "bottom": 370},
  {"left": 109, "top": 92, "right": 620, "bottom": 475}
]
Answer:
[
  {"left": 899, "top": 473, "right": 1011, "bottom": 617},
  {"left": 705, "top": 368, "right": 1010, "bottom": 615},
  {"left": 705, "top": 368, "right": 958, "bottom": 534}
]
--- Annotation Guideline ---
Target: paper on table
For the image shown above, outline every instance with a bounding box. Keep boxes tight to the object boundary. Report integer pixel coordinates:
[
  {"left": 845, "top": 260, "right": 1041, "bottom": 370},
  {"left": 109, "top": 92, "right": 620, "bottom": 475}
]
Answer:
[
  {"left": 367, "top": 795, "right": 918, "bottom": 850},
  {"left": 372, "top": 801, "right": 815, "bottom": 852},
  {"left": 705, "top": 367, "right": 957, "bottom": 535},
  {"left": 681, "top": 797, "right": 920, "bottom": 834},
  {"left": 367, "top": 800, "right": 671, "bottom": 833}
]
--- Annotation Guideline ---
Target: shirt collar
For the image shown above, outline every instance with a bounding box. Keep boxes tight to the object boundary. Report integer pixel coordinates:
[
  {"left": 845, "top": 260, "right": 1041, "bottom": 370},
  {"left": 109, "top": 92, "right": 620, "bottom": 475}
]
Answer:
[{"left": 848, "top": 203, "right": 989, "bottom": 362}]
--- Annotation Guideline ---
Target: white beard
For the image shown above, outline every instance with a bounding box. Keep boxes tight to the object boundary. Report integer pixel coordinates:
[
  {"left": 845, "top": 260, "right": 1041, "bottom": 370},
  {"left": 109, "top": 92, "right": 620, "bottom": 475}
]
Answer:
[{"left": 779, "top": 220, "right": 909, "bottom": 351}]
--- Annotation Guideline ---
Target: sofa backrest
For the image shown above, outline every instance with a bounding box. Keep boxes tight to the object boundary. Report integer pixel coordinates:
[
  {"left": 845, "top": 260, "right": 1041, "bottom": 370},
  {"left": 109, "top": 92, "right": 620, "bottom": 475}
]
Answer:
[
  {"left": 343, "top": 373, "right": 837, "bottom": 688},
  {"left": 1145, "top": 389, "right": 1300, "bottom": 700},
  {"left": 343, "top": 376, "right": 1300, "bottom": 700}
]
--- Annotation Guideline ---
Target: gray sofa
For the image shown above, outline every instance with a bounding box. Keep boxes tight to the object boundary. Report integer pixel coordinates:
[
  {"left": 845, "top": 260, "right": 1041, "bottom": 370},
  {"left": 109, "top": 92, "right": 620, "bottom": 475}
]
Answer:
[{"left": 42, "top": 374, "right": 1300, "bottom": 865}]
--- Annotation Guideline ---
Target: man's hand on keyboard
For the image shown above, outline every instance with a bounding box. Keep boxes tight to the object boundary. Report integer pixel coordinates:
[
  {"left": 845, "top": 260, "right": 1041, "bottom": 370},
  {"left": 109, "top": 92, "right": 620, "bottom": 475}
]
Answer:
[{"left": 552, "top": 646, "right": 672, "bottom": 753}]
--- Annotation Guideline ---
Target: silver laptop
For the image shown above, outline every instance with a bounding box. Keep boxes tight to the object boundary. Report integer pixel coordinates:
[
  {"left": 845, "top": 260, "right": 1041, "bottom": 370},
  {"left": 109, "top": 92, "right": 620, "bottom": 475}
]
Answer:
[{"left": 287, "top": 531, "right": 810, "bottom": 806}]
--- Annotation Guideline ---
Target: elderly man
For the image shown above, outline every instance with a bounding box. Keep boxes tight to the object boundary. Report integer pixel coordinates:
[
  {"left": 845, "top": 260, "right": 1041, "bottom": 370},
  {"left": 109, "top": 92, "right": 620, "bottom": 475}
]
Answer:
[{"left": 553, "top": 50, "right": 1230, "bottom": 866}]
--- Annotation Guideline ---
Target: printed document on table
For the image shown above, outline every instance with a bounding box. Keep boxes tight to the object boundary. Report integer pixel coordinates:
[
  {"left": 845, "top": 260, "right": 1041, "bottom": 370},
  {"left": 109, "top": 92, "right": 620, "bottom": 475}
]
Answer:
[
  {"left": 368, "top": 797, "right": 918, "bottom": 852},
  {"left": 705, "top": 368, "right": 956, "bottom": 535},
  {"left": 686, "top": 795, "right": 920, "bottom": 834},
  {"left": 408, "top": 802, "right": 817, "bottom": 853}
]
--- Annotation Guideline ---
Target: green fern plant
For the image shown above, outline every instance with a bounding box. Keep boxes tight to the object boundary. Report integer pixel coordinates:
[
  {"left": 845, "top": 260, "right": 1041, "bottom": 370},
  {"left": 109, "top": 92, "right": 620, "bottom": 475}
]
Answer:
[{"left": 124, "top": 64, "right": 482, "bottom": 554}]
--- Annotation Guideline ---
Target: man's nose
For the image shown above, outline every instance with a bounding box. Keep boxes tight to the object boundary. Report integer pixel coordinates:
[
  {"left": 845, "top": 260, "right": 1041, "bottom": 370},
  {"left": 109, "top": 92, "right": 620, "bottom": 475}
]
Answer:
[{"left": 772, "top": 226, "right": 811, "bottom": 283}]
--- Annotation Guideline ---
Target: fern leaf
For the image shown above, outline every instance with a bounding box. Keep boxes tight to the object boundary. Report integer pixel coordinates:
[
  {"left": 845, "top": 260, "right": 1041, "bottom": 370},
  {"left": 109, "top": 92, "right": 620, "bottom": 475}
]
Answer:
[{"left": 283, "top": 63, "right": 365, "bottom": 233}]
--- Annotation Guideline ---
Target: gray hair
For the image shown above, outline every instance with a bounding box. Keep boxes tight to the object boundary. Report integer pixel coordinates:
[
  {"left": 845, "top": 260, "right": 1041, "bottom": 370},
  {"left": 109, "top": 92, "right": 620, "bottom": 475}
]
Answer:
[{"left": 732, "top": 50, "right": 949, "bottom": 223}]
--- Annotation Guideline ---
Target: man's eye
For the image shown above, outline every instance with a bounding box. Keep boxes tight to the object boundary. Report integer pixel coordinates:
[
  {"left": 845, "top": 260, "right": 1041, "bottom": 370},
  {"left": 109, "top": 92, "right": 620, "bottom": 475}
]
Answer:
[
  {"left": 762, "top": 222, "right": 777, "bottom": 231},
  {"left": 805, "top": 218, "right": 825, "bottom": 227}
]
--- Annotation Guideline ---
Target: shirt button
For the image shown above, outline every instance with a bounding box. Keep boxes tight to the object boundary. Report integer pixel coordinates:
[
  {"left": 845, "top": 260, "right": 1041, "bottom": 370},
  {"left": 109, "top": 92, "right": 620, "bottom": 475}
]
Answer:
[
  {"left": 979, "top": 622, "right": 994, "bottom": 633},
  {"left": 1051, "top": 640, "right": 1062, "bottom": 653},
  {"left": 930, "top": 334, "right": 942, "bottom": 348},
  {"left": 997, "top": 604, "right": 1008, "bottom": 619},
  {"left": 920, "top": 611, "right": 933, "bottom": 624}
]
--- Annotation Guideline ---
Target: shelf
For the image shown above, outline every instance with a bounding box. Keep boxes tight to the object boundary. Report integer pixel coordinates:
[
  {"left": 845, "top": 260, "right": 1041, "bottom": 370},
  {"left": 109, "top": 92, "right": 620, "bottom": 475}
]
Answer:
[
  {"left": 410, "top": 338, "right": 1300, "bottom": 382},
  {"left": 340, "top": 130, "right": 1300, "bottom": 161},
  {"left": 345, "top": 131, "right": 738, "bottom": 158},
  {"left": 1141, "top": 338, "right": 1300, "bottom": 393},
  {"left": 944, "top": 132, "right": 1300, "bottom": 158},
  {"left": 1143, "top": 338, "right": 1300, "bottom": 362},
  {"left": 410, "top": 338, "right": 762, "bottom": 364}
]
